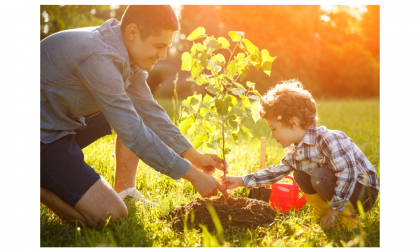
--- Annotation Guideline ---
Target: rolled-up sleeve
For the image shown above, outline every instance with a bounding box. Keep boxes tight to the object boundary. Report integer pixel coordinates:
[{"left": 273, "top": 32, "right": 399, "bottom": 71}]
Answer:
[
  {"left": 242, "top": 156, "right": 294, "bottom": 188},
  {"left": 77, "top": 53, "right": 190, "bottom": 179}
]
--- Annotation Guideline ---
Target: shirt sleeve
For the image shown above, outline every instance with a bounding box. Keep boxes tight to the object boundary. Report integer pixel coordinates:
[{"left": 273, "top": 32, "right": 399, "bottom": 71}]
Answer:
[
  {"left": 318, "top": 133, "right": 358, "bottom": 211},
  {"left": 125, "top": 70, "right": 193, "bottom": 155},
  {"left": 242, "top": 156, "right": 294, "bottom": 188},
  {"left": 77, "top": 53, "right": 190, "bottom": 180}
]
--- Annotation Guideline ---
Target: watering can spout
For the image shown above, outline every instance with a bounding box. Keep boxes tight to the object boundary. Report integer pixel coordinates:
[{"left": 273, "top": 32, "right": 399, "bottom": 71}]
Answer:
[{"left": 297, "top": 194, "right": 307, "bottom": 208}]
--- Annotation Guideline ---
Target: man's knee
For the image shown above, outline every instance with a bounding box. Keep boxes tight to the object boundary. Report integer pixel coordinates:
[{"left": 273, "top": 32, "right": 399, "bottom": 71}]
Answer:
[{"left": 75, "top": 178, "right": 128, "bottom": 227}]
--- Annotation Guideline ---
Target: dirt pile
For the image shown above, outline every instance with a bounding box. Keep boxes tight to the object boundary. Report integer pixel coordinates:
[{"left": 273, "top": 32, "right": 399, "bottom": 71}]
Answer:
[{"left": 167, "top": 196, "right": 278, "bottom": 232}]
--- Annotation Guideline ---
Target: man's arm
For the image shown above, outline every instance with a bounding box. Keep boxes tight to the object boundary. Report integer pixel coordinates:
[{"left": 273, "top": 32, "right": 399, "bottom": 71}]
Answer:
[
  {"left": 77, "top": 54, "right": 190, "bottom": 180},
  {"left": 125, "top": 71, "right": 193, "bottom": 155},
  {"left": 126, "top": 70, "right": 226, "bottom": 173}
]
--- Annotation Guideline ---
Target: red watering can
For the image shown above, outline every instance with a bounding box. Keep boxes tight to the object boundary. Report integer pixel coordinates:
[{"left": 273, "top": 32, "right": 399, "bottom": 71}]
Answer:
[
  {"left": 258, "top": 137, "right": 306, "bottom": 212},
  {"left": 268, "top": 176, "right": 307, "bottom": 212}
]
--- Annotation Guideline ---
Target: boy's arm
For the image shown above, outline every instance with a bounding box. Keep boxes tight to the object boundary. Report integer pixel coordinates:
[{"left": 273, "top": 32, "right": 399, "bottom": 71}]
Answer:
[
  {"left": 241, "top": 156, "right": 293, "bottom": 188},
  {"left": 318, "top": 133, "right": 358, "bottom": 212}
]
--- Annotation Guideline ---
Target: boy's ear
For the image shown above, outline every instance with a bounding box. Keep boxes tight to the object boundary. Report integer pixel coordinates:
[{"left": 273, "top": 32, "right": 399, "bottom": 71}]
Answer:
[{"left": 290, "top": 117, "right": 300, "bottom": 130}]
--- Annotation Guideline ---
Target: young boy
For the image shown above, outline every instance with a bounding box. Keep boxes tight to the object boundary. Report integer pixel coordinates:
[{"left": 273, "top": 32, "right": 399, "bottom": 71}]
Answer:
[{"left": 221, "top": 80, "right": 379, "bottom": 230}]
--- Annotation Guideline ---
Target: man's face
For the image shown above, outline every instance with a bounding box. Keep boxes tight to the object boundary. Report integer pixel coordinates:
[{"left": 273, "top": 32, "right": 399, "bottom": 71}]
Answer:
[{"left": 126, "top": 29, "right": 174, "bottom": 72}]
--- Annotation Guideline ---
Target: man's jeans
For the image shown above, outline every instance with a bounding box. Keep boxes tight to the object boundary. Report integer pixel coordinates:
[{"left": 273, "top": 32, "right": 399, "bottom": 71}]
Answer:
[{"left": 294, "top": 168, "right": 378, "bottom": 213}]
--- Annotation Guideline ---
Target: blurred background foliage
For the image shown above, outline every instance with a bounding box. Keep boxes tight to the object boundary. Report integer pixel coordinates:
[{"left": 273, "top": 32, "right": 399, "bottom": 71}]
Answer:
[{"left": 40, "top": 5, "right": 379, "bottom": 99}]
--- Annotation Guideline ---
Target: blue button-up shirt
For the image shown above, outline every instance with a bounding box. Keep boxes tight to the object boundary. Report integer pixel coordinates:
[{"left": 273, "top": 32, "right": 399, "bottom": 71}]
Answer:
[{"left": 41, "top": 19, "right": 193, "bottom": 179}]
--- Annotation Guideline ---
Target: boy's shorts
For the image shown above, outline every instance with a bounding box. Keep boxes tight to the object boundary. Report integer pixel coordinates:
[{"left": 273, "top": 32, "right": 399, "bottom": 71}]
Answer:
[{"left": 41, "top": 112, "right": 112, "bottom": 207}]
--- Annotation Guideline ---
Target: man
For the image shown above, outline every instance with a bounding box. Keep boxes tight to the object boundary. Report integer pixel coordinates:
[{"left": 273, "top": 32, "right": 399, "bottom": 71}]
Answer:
[{"left": 40, "top": 5, "right": 229, "bottom": 227}]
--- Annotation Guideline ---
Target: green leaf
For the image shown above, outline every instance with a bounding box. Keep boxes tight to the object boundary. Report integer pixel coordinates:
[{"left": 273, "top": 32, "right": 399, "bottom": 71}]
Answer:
[
  {"left": 234, "top": 53, "right": 246, "bottom": 61},
  {"left": 205, "top": 36, "right": 222, "bottom": 52},
  {"left": 228, "top": 31, "right": 244, "bottom": 42},
  {"left": 203, "top": 94, "right": 213, "bottom": 103},
  {"left": 181, "top": 52, "right": 194, "bottom": 71},
  {"left": 261, "top": 49, "right": 276, "bottom": 64},
  {"left": 232, "top": 133, "right": 239, "bottom": 142},
  {"left": 215, "top": 97, "right": 230, "bottom": 116},
  {"left": 242, "top": 125, "right": 253, "bottom": 137},
  {"left": 206, "top": 143, "right": 216, "bottom": 149},
  {"left": 179, "top": 114, "right": 196, "bottom": 134},
  {"left": 233, "top": 81, "right": 246, "bottom": 91},
  {"left": 206, "top": 86, "right": 219, "bottom": 95},
  {"left": 249, "top": 95, "right": 260, "bottom": 101},
  {"left": 194, "top": 75, "right": 211, "bottom": 85},
  {"left": 191, "top": 61, "right": 204, "bottom": 78},
  {"left": 261, "top": 49, "right": 276, "bottom": 76},
  {"left": 228, "top": 117, "right": 238, "bottom": 129},
  {"left": 231, "top": 88, "right": 243, "bottom": 96},
  {"left": 250, "top": 101, "right": 260, "bottom": 123},
  {"left": 214, "top": 54, "right": 226, "bottom": 66},
  {"left": 242, "top": 39, "right": 259, "bottom": 55},
  {"left": 227, "top": 61, "right": 237, "bottom": 77},
  {"left": 239, "top": 67, "right": 250, "bottom": 81},
  {"left": 203, "top": 120, "right": 213, "bottom": 133},
  {"left": 217, "top": 37, "right": 230, "bottom": 49},
  {"left": 187, "top": 27, "right": 207, "bottom": 41},
  {"left": 212, "top": 141, "right": 220, "bottom": 147},
  {"left": 193, "top": 133, "right": 209, "bottom": 149},
  {"left": 191, "top": 94, "right": 202, "bottom": 112},
  {"left": 206, "top": 59, "right": 222, "bottom": 72},
  {"left": 246, "top": 81, "right": 255, "bottom": 89},
  {"left": 253, "top": 89, "right": 262, "bottom": 98},
  {"left": 228, "top": 95, "right": 238, "bottom": 106},
  {"left": 199, "top": 108, "right": 209, "bottom": 117},
  {"left": 261, "top": 61, "right": 272, "bottom": 77},
  {"left": 224, "top": 148, "right": 232, "bottom": 155}
]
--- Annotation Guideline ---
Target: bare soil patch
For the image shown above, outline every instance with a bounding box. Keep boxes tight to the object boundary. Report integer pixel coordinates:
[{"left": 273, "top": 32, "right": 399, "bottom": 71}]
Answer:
[{"left": 166, "top": 196, "right": 279, "bottom": 232}]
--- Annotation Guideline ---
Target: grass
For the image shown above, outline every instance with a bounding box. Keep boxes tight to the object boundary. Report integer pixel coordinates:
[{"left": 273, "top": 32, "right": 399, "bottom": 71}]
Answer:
[{"left": 40, "top": 98, "right": 380, "bottom": 247}]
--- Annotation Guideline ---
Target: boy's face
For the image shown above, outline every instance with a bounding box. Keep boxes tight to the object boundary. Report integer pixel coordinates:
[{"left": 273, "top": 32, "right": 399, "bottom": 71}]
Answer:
[
  {"left": 264, "top": 117, "right": 306, "bottom": 148},
  {"left": 124, "top": 26, "right": 174, "bottom": 71}
]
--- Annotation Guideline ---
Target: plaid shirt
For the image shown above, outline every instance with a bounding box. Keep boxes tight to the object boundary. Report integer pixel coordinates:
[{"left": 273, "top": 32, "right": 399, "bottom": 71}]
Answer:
[{"left": 242, "top": 125, "right": 379, "bottom": 211}]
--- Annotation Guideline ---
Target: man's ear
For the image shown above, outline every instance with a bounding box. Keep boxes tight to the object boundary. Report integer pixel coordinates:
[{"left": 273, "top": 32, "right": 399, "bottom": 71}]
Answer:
[{"left": 125, "top": 24, "right": 139, "bottom": 41}]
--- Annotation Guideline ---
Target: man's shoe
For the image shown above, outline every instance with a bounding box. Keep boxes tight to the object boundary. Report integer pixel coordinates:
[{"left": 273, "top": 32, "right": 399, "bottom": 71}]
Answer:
[{"left": 118, "top": 187, "right": 156, "bottom": 207}]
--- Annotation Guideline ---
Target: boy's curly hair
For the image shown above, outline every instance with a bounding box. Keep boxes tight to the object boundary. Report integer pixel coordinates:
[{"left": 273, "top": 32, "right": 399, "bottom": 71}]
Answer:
[{"left": 257, "top": 79, "right": 318, "bottom": 129}]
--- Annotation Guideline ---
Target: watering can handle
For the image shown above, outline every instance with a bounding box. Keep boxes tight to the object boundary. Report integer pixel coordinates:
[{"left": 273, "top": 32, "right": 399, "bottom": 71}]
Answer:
[
  {"left": 284, "top": 175, "right": 307, "bottom": 208},
  {"left": 284, "top": 175, "right": 297, "bottom": 185}
]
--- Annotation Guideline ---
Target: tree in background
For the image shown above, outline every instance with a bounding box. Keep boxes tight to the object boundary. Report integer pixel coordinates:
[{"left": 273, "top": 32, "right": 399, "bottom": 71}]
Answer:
[
  {"left": 40, "top": 5, "right": 380, "bottom": 98},
  {"left": 40, "top": 5, "right": 127, "bottom": 40}
]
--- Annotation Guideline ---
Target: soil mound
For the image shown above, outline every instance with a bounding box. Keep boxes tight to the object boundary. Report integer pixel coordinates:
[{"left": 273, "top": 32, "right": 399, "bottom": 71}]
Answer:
[{"left": 167, "top": 196, "right": 278, "bottom": 232}]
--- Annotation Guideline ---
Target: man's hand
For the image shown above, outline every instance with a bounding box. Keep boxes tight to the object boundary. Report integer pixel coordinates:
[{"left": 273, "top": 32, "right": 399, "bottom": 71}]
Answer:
[
  {"left": 181, "top": 148, "right": 228, "bottom": 175},
  {"left": 182, "top": 164, "right": 230, "bottom": 198},
  {"left": 220, "top": 175, "right": 244, "bottom": 190},
  {"left": 321, "top": 208, "right": 339, "bottom": 229}
]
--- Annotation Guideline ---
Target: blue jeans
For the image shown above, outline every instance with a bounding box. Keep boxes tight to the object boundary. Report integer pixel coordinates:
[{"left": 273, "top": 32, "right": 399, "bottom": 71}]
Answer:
[
  {"left": 40, "top": 112, "right": 112, "bottom": 207},
  {"left": 293, "top": 168, "right": 378, "bottom": 213}
]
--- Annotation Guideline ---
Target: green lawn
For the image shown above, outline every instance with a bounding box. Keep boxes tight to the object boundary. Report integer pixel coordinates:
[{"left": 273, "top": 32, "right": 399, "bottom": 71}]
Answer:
[{"left": 40, "top": 98, "right": 380, "bottom": 247}]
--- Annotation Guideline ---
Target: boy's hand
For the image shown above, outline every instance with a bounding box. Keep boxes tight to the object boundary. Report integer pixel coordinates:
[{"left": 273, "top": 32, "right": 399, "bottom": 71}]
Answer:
[
  {"left": 320, "top": 208, "right": 339, "bottom": 229},
  {"left": 220, "top": 175, "right": 244, "bottom": 190}
]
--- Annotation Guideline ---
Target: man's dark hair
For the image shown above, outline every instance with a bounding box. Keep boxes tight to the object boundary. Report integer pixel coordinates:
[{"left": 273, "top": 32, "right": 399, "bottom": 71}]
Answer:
[{"left": 120, "top": 5, "right": 180, "bottom": 40}]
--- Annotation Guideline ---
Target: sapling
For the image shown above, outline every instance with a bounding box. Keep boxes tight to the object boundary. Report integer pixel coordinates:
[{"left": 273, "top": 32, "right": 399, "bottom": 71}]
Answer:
[{"left": 179, "top": 27, "right": 276, "bottom": 193}]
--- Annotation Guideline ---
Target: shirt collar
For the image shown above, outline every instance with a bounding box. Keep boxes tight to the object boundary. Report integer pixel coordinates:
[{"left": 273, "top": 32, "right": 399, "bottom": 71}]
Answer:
[{"left": 293, "top": 125, "right": 318, "bottom": 148}]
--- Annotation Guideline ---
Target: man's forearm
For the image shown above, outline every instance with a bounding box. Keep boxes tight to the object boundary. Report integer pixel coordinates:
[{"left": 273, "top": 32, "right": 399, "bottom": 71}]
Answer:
[{"left": 180, "top": 147, "right": 200, "bottom": 162}]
